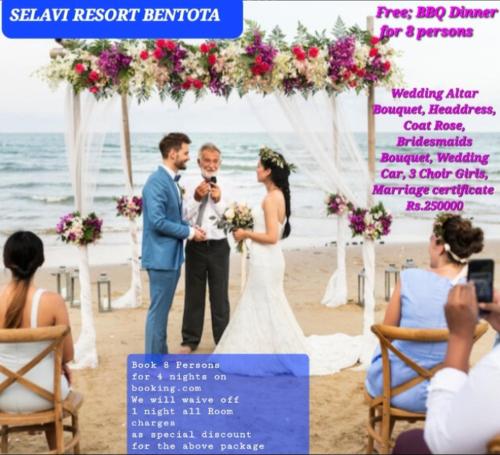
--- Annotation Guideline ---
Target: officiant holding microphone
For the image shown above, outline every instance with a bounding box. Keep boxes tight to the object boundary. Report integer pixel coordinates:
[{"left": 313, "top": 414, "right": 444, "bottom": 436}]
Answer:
[{"left": 179, "top": 143, "right": 231, "bottom": 353}]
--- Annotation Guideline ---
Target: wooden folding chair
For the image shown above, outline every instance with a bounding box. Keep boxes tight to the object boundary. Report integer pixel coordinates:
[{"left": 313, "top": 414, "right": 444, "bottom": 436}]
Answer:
[
  {"left": 0, "top": 325, "right": 83, "bottom": 454},
  {"left": 488, "top": 434, "right": 500, "bottom": 454},
  {"left": 365, "top": 322, "right": 488, "bottom": 454}
]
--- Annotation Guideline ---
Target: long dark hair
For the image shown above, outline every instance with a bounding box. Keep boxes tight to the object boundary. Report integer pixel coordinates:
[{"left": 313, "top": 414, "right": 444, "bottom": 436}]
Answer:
[
  {"left": 3, "top": 231, "right": 44, "bottom": 328},
  {"left": 261, "top": 152, "right": 292, "bottom": 239}
]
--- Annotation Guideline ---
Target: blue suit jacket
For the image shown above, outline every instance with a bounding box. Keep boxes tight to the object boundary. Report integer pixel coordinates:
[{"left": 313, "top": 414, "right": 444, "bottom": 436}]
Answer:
[{"left": 141, "top": 166, "right": 190, "bottom": 270}]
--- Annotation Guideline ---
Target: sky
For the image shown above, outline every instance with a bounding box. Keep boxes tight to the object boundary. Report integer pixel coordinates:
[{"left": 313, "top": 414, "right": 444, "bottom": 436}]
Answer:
[{"left": 0, "top": 0, "right": 499, "bottom": 132}]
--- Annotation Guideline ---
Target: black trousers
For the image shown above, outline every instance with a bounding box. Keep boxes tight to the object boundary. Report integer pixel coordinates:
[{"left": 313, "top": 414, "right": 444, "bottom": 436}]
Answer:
[{"left": 182, "top": 238, "right": 230, "bottom": 349}]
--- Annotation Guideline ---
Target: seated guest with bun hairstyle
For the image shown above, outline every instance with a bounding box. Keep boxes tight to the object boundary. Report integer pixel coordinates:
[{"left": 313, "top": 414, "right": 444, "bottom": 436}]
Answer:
[{"left": 365, "top": 213, "right": 484, "bottom": 412}]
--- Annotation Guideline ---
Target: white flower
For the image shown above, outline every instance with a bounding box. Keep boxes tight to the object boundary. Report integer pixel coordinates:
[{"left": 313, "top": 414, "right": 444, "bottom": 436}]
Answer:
[{"left": 225, "top": 208, "right": 235, "bottom": 221}]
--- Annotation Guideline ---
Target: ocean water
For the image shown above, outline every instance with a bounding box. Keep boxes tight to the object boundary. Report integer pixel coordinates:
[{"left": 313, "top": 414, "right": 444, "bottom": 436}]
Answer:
[{"left": 0, "top": 132, "right": 499, "bottom": 249}]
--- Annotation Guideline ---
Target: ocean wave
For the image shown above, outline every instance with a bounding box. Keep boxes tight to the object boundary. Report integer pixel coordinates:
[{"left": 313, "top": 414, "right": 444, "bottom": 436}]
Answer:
[{"left": 31, "top": 195, "right": 72, "bottom": 203}]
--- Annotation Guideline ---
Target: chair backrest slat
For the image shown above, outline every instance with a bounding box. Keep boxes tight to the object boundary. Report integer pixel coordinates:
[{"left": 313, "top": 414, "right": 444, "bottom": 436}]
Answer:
[
  {"left": 0, "top": 325, "right": 69, "bottom": 405},
  {"left": 371, "top": 322, "right": 488, "bottom": 401}
]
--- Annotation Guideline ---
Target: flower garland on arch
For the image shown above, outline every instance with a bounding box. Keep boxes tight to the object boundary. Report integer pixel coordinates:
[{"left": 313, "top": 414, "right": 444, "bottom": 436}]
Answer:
[
  {"left": 37, "top": 20, "right": 403, "bottom": 105},
  {"left": 348, "top": 202, "right": 392, "bottom": 241}
]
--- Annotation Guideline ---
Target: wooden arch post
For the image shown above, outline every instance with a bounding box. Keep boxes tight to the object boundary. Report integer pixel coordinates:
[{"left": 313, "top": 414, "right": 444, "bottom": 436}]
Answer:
[{"left": 367, "top": 16, "right": 376, "bottom": 207}]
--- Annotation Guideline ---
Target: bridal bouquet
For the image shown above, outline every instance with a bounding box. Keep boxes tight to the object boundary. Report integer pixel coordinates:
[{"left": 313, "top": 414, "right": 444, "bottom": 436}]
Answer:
[
  {"left": 325, "top": 193, "right": 353, "bottom": 216},
  {"left": 217, "top": 202, "right": 254, "bottom": 253},
  {"left": 348, "top": 202, "right": 392, "bottom": 241},
  {"left": 116, "top": 195, "right": 142, "bottom": 220},
  {"left": 56, "top": 211, "right": 103, "bottom": 246}
]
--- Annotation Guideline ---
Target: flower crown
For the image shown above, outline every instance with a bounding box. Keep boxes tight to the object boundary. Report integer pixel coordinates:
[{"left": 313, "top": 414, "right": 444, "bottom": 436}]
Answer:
[
  {"left": 432, "top": 212, "right": 456, "bottom": 240},
  {"left": 259, "top": 146, "right": 297, "bottom": 172}
]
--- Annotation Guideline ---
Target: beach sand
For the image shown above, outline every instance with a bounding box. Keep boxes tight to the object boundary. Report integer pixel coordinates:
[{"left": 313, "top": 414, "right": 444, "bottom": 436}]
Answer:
[{"left": 1, "top": 240, "right": 498, "bottom": 454}]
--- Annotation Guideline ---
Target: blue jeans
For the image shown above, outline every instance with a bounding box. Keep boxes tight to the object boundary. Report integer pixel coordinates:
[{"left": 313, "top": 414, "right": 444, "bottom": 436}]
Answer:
[{"left": 145, "top": 269, "right": 181, "bottom": 354}]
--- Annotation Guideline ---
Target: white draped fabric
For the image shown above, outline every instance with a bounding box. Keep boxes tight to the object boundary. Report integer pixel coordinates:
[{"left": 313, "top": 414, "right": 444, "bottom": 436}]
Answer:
[
  {"left": 247, "top": 92, "right": 376, "bottom": 367},
  {"left": 321, "top": 212, "right": 348, "bottom": 307},
  {"left": 64, "top": 85, "right": 117, "bottom": 368},
  {"left": 112, "top": 95, "right": 142, "bottom": 309}
]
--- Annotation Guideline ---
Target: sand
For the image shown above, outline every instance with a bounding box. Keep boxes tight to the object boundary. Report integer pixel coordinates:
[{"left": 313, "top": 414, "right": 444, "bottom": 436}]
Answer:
[{"left": 0, "top": 240, "right": 498, "bottom": 454}]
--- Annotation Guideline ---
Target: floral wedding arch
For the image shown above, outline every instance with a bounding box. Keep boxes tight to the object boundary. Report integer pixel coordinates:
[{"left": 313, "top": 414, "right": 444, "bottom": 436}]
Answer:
[{"left": 39, "top": 18, "right": 402, "bottom": 368}]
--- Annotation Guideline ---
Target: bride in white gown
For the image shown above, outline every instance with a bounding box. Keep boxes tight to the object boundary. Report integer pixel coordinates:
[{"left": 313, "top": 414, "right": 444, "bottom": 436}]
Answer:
[{"left": 214, "top": 147, "right": 362, "bottom": 376}]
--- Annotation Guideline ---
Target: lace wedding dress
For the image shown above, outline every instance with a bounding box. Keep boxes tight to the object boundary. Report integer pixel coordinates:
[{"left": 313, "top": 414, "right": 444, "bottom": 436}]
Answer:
[{"left": 214, "top": 205, "right": 363, "bottom": 376}]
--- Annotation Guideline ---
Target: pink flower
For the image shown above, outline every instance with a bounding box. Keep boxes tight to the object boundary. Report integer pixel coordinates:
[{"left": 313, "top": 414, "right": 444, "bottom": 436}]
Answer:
[
  {"left": 308, "top": 47, "right": 319, "bottom": 58},
  {"left": 88, "top": 71, "right": 99, "bottom": 82},
  {"left": 153, "top": 48, "right": 164, "bottom": 60},
  {"left": 165, "top": 40, "right": 176, "bottom": 51},
  {"left": 74, "top": 63, "right": 85, "bottom": 74},
  {"left": 208, "top": 53, "right": 217, "bottom": 66},
  {"left": 140, "top": 50, "right": 149, "bottom": 60},
  {"left": 295, "top": 50, "right": 306, "bottom": 61},
  {"left": 260, "top": 62, "right": 270, "bottom": 73}
]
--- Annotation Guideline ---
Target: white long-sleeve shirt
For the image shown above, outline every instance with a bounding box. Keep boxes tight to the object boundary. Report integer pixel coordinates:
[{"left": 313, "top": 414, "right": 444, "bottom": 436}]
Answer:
[
  {"left": 182, "top": 175, "right": 232, "bottom": 240},
  {"left": 424, "top": 344, "right": 500, "bottom": 454}
]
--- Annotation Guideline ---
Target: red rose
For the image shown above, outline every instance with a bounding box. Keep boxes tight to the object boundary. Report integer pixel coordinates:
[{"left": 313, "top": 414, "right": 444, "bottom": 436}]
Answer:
[
  {"left": 349, "top": 80, "right": 357, "bottom": 88},
  {"left": 308, "top": 47, "right": 319, "bottom": 58},
  {"left": 350, "top": 64, "right": 358, "bottom": 72},
  {"left": 88, "top": 71, "right": 99, "bottom": 83},
  {"left": 296, "top": 51, "right": 306, "bottom": 61},
  {"left": 139, "top": 50, "right": 149, "bottom": 60},
  {"left": 89, "top": 86, "right": 99, "bottom": 94},
  {"left": 153, "top": 48, "right": 164, "bottom": 60},
  {"left": 165, "top": 40, "right": 176, "bottom": 51},
  {"left": 208, "top": 53, "right": 217, "bottom": 66},
  {"left": 208, "top": 41, "right": 217, "bottom": 50},
  {"left": 251, "top": 65, "right": 261, "bottom": 76},
  {"left": 343, "top": 70, "right": 352, "bottom": 80},
  {"left": 181, "top": 80, "right": 192, "bottom": 90},
  {"left": 260, "top": 62, "right": 270, "bottom": 73},
  {"left": 255, "top": 54, "right": 262, "bottom": 64},
  {"left": 199, "top": 43, "right": 209, "bottom": 53},
  {"left": 369, "top": 48, "right": 378, "bottom": 58},
  {"left": 193, "top": 79, "right": 203, "bottom": 89},
  {"left": 357, "top": 68, "right": 366, "bottom": 77},
  {"left": 155, "top": 39, "right": 166, "bottom": 48},
  {"left": 74, "top": 63, "right": 85, "bottom": 74},
  {"left": 292, "top": 46, "right": 302, "bottom": 55},
  {"left": 370, "top": 36, "right": 380, "bottom": 45},
  {"left": 383, "top": 61, "right": 391, "bottom": 72}
]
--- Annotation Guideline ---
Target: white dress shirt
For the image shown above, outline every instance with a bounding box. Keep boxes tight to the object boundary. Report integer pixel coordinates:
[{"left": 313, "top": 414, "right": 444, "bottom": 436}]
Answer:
[
  {"left": 183, "top": 175, "right": 231, "bottom": 240},
  {"left": 424, "top": 344, "right": 500, "bottom": 454},
  {"left": 160, "top": 164, "right": 194, "bottom": 240}
]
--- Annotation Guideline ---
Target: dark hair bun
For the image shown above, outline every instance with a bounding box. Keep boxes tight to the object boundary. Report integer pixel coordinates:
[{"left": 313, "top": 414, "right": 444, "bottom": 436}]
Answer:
[{"left": 442, "top": 216, "right": 484, "bottom": 260}]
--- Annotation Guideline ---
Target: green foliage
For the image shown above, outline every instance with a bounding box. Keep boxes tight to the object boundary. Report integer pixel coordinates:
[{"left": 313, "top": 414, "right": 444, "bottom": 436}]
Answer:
[
  {"left": 268, "top": 26, "right": 287, "bottom": 50},
  {"left": 86, "top": 39, "right": 113, "bottom": 55},
  {"left": 332, "top": 16, "right": 347, "bottom": 38}
]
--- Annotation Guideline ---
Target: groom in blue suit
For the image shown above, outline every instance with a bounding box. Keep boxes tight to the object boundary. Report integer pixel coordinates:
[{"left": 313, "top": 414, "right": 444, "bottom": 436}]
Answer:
[{"left": 142, "top": 132, "right": 206, "bottom": 354}]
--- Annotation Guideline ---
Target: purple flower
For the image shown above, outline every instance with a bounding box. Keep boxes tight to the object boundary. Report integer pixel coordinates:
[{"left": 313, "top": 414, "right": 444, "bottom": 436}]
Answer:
[
  {"left": 328, "top": 35, "right": 355, "bottom": 83},
  {"left": 98, "top": 45, "right": 132, "bottom": 83}
]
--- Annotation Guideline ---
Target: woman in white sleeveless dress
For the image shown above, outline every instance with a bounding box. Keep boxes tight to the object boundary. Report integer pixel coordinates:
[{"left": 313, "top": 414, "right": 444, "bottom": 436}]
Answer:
[
  {"left": 214, "top": 148, "right": 362, "bottom": 375},
  {"left": 0, "top": 231, "right": 72, "bottom": 450}
]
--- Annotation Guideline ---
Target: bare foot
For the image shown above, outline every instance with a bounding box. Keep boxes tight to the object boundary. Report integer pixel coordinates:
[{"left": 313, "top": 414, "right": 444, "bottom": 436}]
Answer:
[{"left": 178, "top": 345, "right": 193, "bottom": 354}]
